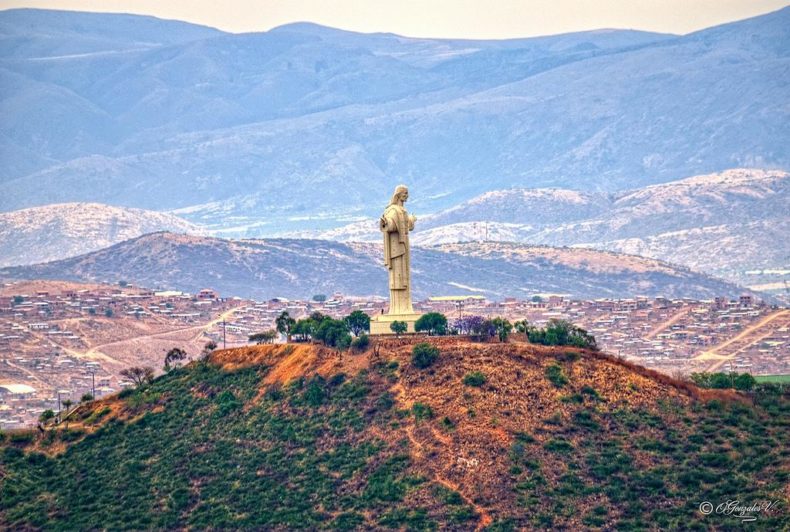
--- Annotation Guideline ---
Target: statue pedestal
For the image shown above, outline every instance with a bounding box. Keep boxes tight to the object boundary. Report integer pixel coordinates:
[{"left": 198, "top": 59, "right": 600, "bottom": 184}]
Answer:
[{"left": 370, "top": 313, "right": 422, "bottom": 335}]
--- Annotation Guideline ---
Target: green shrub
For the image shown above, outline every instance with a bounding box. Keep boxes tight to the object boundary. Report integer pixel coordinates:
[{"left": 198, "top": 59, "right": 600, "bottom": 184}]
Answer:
[
  {"left": 85, "top": 406, "right": 111, "bottom": 425},
  {"left": 412, "top": 402, "right": 434, "bottom": 421},
  {"left": 390, "top": 321, "right": 408, "bottom": 336},
  {"left": 351, "top": 334, "right": 370, "bottom": 352},
  {"left": 8, "top": 431, "right": 35, "bottom": 445},
  {"left": 462, "top": 371, "right": 487, "bottom": 387},
  {"left": 544, "top": 438, "right": 574, "bottom": 453},
  {"left": 580, "top": 385, "right": 601, "bottom": 400},
  {"left": 411, "top": 343, "right": 439, "bottom": 369},
  {"left": 118, "top": 387, "right": 135, "bottom": 399},
  {"left": 215, "top": 390, "right": 242, "bottom": 415},
  {"left": 545, "top": 364, "right": 569, "bottom": 388},
  {"left": 528, "top": 319, "right": 597, "bottom": 349}
]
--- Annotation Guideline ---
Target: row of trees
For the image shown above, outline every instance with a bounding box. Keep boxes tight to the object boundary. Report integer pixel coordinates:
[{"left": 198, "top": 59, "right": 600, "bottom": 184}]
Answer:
[
  {"left": 254, "top": 310, "right": 597, "bottom": 351},
  {"left": 690, "top": 372, "right": 757, "bottom": 391},
  {"left": 250, "top": 310, "right": 373, "bottom": 350}
]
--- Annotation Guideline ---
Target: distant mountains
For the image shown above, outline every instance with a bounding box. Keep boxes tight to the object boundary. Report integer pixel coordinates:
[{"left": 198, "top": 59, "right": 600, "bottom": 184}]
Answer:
[
  {"left": 0, "top": 232, "right": 753, "bottom": 301},
  {"left": 0, "top": 8, "right": 788, "bottom": 232},
  {"left": 0, "top": 203, "right": 202, "bottom": 266},
  {"left": 320, "top": 169, "right": 790, "bottom": 287}
]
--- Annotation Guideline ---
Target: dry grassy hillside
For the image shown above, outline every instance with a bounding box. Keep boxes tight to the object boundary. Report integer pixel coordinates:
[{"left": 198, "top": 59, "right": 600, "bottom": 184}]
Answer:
[{"left": 2, "top": 338, "right": 787, "bottom": 529}]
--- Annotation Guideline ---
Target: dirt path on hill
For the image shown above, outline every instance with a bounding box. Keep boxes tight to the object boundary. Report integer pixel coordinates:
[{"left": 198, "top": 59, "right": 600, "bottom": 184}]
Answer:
[
  {"left": 644, "top": 307, "right": 689, "bottom": 339},
  {"left": 391, "top": 381, "right": 492, "bottom": 530},
  {"left": 64, "top": 306, "right": 241, "bottom": 361}
]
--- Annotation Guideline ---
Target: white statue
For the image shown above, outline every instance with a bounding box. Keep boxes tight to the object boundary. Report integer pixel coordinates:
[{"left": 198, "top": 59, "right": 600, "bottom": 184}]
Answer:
[
  {"left": 370, "top": 185, "right": 422, "bottom": 334},
  {"left": 380, "top": 185, "right": 417, "bottom": 315}
]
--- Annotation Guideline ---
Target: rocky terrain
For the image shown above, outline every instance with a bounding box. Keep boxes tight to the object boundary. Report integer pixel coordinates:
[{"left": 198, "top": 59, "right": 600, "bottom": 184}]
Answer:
[
  {"left": 0, "top": 8, "right": 787, "bottom": 231},
  {"left": 0, "top": 203, "right": 203, "bottom": 266},
  {"left": 0, "top": 232, "right": 753, "bottom": 301},
  {"left": 2, "top": 339, "right": 787, "bottom": 529}
]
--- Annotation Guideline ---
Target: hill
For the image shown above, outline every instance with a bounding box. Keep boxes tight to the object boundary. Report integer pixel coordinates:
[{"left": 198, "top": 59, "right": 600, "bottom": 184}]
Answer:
[
  {"left": 1, "top": 339, "right": 787, "bottom": 529},
  {"left": 322, "top": 169, "right": 789, "bottom": 287},
  {"left": 0, "top": 8, "right": 787, "bottom": 231},
  {"left": 0, "top": 203, "right": 204, "bottom": 266},
  {"left": 0, "top": 232, "right": 752, "bottom": 300}
]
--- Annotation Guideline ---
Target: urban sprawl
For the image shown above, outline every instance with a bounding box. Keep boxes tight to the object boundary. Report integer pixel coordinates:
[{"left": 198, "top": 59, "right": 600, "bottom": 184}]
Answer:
[{"left": 1, "top": 281, "right": 787, "bottom": 428}]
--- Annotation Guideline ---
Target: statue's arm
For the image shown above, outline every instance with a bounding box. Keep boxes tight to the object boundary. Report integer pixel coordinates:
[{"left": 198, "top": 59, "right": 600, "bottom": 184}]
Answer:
[
  {"left": 408, "top": 214, "right": 416, "bottom": 231},
  {"left": 380, "top": 211, "right": 396, "bottom": 232}
]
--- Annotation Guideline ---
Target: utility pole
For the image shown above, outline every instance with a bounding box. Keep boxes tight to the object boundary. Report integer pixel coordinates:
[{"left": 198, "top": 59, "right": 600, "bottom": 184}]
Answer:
[
  {"left": 222, "top": 320, "right": 227, "bottom": 349},
  {"left": 57, "top": 390, "right": 61, "bottom": 422},
  {"left": 90, "top": 370, "right": 96, "bottom": 399}
]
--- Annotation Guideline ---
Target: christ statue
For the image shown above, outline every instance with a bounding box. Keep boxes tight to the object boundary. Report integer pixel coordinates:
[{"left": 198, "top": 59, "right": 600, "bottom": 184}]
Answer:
[{"left": 380, "top": 185, "right": 417, "bottom": 315}]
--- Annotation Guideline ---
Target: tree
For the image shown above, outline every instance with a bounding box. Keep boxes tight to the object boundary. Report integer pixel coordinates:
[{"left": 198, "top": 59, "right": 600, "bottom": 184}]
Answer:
[
  {"left": 118, "top": 280, "right": 128, "bottom": 287},
  {"left": 390, "top": 321, "right": 407, "bottom": 337},
  {"left": 480, "top": 319, "right": 497, "bottom": 340},
  {"left": 121, "top": 366, "right": 155, "bottom": 387},
  {"left": 527, "top": 319, "right": 597, "bottom": 350},
  {"left": 60, "top": 399, "right": 74, "bottom": 427},
  {"left": 315, "top": 318, "right": 351, "bottom": 348},
  {"left": 292, "top": 319, "right": 315, "bottom": 342},
  {"left": 248, "top": 330, "right": 277, "bottom": 344},
  {"left": 513, "top": 319, "right": 530, "bottom": 334},
  {"left": 164, "top": 347, "right": 187, "bottom": 371},
  {"left": 104, "top": 308, "right": 113, "bottom": 318},
  {"left": 344, "top": 310, "right": 371, "bottom": 337},
  {"left": 13, "top": 295, "right": 23, "bottom": 305},
  {"left": 312, "top": 294, "right": 327, "bottom": 302},
  {"left": 276, "top": 311, "right": 296, "bottom": 341},
  {"left": 415, "top": 312, "right": 448, "bottom": 336},
  {"left": 310, "top": 311, "right": 329, "bottom": 324},
  {"left": 734, "top": 373, "right": 757, "bottom": 391},
  {"left": 80, "top": 393, "right": 94, "bottom": 402},
  {"left": 39, "top": 409, "right": 55, "bottom": 423},
  {"left": 200, "top": 341, "right": 217, "bottom": 362},
  {"left": 491, "top": 317, "right": 513, "bottom": 342},
  {"left": 453, "top": 315, "right": 485, "bottom": 336},
  {"left": 412, "top": 343, "right": 440, "bottom": 369}
]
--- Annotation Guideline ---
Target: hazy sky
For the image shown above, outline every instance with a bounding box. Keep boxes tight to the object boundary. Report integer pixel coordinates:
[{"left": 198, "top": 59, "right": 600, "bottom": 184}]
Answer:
[{"left": 0, "top": 0, "right": 787, "bottom": 38}]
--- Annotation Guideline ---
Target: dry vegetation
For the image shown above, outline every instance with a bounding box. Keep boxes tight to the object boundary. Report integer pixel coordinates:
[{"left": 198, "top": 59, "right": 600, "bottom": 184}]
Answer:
[{"left": 2, "top": 338, "right": 787, "bottom": 530}]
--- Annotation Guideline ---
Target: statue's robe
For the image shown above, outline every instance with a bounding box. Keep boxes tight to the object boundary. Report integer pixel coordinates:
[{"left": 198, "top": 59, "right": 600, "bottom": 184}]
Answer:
[{"left": 381, "top": 204, "right": 415, "bottom": 314}]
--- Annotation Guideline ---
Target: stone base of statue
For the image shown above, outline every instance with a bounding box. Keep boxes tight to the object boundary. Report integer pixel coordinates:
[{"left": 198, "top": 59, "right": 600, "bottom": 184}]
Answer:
[{"left": 370, "top": 312, "right": 423, "bottom": 335}]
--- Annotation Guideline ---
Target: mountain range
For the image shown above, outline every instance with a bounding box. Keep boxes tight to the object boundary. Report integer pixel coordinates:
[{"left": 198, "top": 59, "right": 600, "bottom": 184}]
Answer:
[
  {"left": 0, "top": 202, "right": 203, "bottom": 267},
  {"left": 318, "top": 169, "right": 789, "bottom": 287},
  {"left": 0, "top": 8, "right": 787, "bottom": 232},
  {"left": 0, "top": 232, "right": 753, "bottom": 301}
]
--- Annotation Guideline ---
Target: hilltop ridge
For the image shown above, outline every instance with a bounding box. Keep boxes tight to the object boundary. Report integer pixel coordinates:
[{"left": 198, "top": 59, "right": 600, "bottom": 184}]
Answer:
[
  {"left": 0, "top": 231, "right": 753, "bottom": 300},
  {"left": 2, "top": 338, "right": 787, "bottom": 529}
]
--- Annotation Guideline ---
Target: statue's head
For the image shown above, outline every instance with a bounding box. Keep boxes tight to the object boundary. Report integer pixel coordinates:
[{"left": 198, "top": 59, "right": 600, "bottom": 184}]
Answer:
[{"left": 390, "top": 185, "right": 409, "bottom": 205}]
